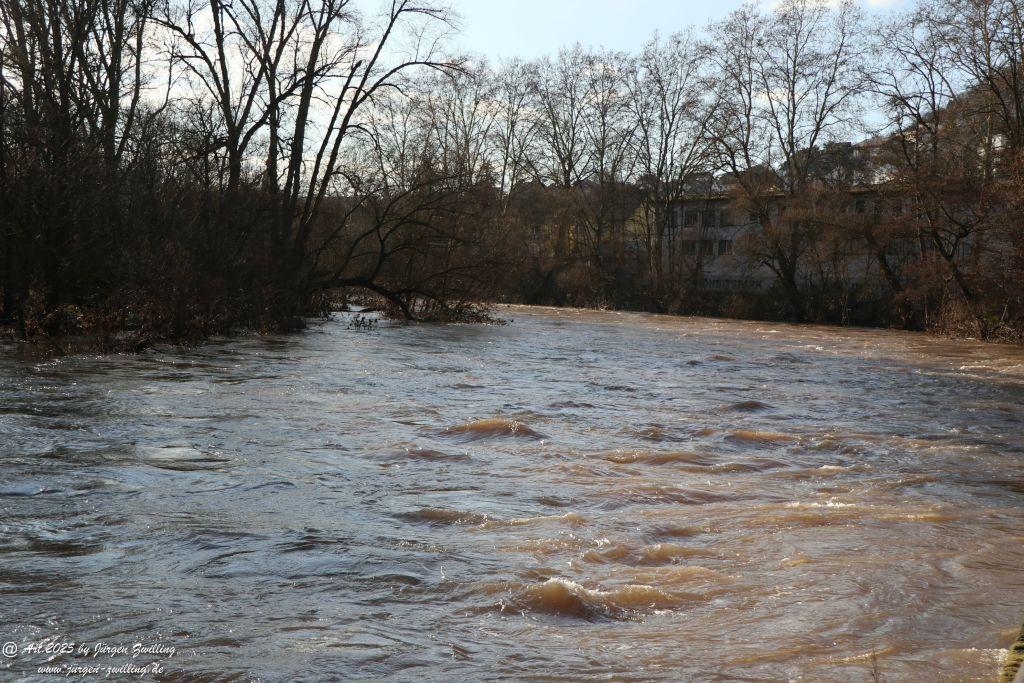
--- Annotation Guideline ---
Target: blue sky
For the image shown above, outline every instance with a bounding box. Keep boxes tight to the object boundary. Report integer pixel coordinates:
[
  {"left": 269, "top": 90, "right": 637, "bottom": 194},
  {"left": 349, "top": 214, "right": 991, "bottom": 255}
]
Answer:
[{"left": 447, "top": 0, "right": 910, "bottom": 60}]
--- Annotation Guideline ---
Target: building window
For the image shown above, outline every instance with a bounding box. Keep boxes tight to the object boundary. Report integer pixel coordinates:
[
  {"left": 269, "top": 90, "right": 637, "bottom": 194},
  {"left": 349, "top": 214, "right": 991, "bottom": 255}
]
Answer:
[
  {"left": 747, "top": 211, "right": 760, "bottom": 224},
  {"left": 701, "top": 209, "right": 717, "bottom": 227},
  {"left": 684, "top": 211, "right": 698, "bottom": 226},
  {"left": 855, "top": 198, "right": 866, "bottom": 213},
  {"left": 700, "top": 239, "right": 715, "bottom": 256},
  {"left": 718, "top": 239, "right": 733, "bottom": 255},
  {"left": 681, "top": 240, "right": 696, "bottom": 255}
]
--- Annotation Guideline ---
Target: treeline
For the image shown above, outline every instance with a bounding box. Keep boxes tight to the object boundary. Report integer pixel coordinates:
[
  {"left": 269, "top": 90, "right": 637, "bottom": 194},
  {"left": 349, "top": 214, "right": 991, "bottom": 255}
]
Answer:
[
  {"left": 0, "top": 0, "right": 503, "bottom": 346},
  {"left": 446, "top": 0, "right": 1024, "bottom": 340},
  {"left": 2, "top": 0, "right": 1023, "bottom": 345}
]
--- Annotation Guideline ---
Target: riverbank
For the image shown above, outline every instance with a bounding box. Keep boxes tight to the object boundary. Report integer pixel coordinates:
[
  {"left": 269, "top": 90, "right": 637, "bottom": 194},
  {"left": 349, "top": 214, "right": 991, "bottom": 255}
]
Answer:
[
  {"left": 3, "top": 297, "right": 1023, "bottom": 360},
  {"left": 0, "top": 292, "right": 505, "bottom": 356},
  {"left": 1005, "top": 621, "right": 1024, "bottom": 683},
  {"left": 496, "top": 295, "right": 1024, "bottom": 347}
]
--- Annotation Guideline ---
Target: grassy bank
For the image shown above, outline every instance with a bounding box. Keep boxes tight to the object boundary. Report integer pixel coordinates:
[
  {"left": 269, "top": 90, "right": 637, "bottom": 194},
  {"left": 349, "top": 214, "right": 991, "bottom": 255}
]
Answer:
[{"left": 1004, "top": 621, "right": 1024, "bottom": 683}]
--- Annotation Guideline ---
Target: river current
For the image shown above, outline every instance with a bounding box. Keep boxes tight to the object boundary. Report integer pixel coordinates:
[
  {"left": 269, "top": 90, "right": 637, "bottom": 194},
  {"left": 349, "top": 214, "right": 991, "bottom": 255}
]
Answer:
[{"left": 2, "top": 306, "right": 1023, "bottom": 680}]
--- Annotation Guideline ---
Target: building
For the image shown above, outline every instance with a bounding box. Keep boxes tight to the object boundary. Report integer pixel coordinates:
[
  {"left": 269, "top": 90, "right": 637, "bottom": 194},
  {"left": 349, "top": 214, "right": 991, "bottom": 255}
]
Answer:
[{"left": 666, "top": 193, "right": 772, "bottom": 291}]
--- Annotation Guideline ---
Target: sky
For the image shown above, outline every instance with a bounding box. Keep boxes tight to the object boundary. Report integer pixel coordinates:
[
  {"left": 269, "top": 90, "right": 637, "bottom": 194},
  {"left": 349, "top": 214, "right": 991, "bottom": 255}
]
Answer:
[{"left": 447, "top": 0, "right": 910, "bottom": 60}]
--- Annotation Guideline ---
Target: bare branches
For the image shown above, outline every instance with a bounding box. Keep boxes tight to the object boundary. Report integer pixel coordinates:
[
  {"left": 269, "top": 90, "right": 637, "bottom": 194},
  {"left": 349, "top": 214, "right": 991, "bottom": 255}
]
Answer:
[{"left": 3, "top": 0, "right": 1024, "bottom": 338}]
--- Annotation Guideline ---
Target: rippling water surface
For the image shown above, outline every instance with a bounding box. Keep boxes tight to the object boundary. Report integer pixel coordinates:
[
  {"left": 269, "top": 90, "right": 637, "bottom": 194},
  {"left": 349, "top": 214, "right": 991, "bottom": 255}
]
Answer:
[{"left": 3, "top": 306, "right": 1024, "bottom": 680}]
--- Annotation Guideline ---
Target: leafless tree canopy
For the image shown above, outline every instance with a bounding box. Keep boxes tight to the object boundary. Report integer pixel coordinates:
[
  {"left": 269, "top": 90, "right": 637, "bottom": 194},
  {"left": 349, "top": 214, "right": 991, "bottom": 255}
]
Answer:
[{"left": 2, "top": 0, "right": 1023, "bottom": 344}]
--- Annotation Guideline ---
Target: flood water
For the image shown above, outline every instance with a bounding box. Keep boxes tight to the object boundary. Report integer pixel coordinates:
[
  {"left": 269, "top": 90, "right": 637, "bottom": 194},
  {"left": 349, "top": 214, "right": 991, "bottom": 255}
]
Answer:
[{"left": 2, "top": 305, "right": 1024, "bottom": 681}]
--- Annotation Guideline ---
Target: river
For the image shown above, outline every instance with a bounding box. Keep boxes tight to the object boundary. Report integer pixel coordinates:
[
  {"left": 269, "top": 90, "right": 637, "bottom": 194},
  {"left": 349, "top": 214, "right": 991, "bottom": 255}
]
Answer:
[{"left": 2, "top": 306, "right": 1023, "bottom": 680}]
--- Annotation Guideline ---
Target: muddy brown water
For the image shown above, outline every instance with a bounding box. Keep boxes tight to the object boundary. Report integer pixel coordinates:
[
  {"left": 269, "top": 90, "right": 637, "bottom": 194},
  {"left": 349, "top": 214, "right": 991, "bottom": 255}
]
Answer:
[{"left": 2, "top": 306, "right": 1023, "bottom": 680}]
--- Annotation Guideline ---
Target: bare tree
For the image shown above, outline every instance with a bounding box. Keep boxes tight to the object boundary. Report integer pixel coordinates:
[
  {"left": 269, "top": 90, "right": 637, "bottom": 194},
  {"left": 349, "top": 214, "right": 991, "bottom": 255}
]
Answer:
[
  {"left": 311, "top": 84, "right": 502, "bottom": 319},
  {"left": 530, "top": 45, "right": 591, "bottom": 258},
  {"left": 626, "top": 31, "right": 713, "bottom": 304},
  {"left": 0, "top": 0, "right": 155, "bottom": 320},
  {"left": 492, "top": 58, "right": 539, "bottom": 209},
  {"left": 868, "top": 0, "right": 1004, "bottom": 328},
  {"left": 571, "top": 48, "right": 636, "bottom": 301},
  {"left": 420, "top": 60, "right": 500, "bottom": 185},
  {"left": 708, "top": 0, "right": 866, "bottom": 320}
]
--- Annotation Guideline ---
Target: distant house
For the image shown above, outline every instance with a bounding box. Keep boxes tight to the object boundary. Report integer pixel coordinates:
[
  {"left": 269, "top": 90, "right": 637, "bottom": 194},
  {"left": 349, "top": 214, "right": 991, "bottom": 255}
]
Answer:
[
  {"left": 664, "top": 136, "right": 982, "bottom": 295},
  {"left": 667, "top": 193, "right": 771, "bottom": 291}
]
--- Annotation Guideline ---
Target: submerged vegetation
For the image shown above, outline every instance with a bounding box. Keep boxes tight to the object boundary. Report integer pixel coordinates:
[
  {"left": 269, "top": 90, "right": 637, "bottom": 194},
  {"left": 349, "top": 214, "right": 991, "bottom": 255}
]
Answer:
[{"left": 2, "top": 0, "right": 1024, "bottom": 346}]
